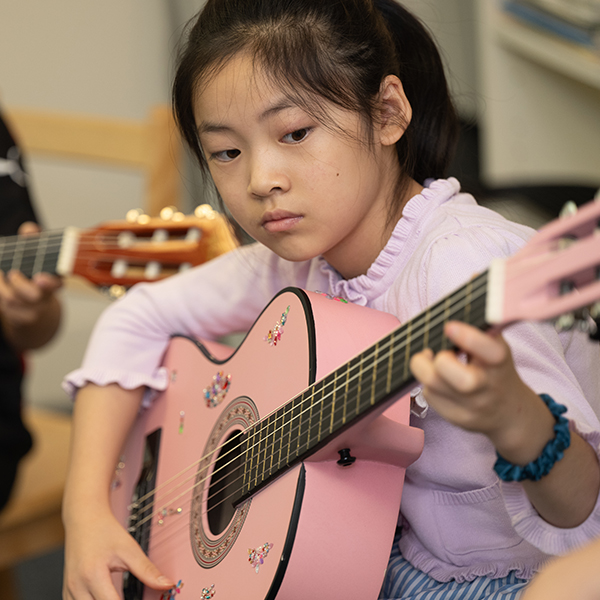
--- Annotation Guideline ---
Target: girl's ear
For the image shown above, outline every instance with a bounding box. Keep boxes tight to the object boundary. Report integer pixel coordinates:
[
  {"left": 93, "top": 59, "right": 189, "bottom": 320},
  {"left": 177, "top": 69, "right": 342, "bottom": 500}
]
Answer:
[{"left": 377, "top": 75, "right": 412, "bottom": 147}]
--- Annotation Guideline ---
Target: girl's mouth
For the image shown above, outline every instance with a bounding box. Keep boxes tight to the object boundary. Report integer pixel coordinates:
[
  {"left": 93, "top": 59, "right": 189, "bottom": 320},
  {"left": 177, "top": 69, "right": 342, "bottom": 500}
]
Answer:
[{"left": 262, "top": 210, "right": 303, "bottom": 233}]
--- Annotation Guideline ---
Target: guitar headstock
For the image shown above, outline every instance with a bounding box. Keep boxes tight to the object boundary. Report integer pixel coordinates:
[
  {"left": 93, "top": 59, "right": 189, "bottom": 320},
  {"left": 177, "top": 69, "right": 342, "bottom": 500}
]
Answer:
[
  {"left": 70, "top": 204, "right": 237, "bottom": 293},
  {"left": 487, "top": 197, "right": 600, "bottom": 337}
]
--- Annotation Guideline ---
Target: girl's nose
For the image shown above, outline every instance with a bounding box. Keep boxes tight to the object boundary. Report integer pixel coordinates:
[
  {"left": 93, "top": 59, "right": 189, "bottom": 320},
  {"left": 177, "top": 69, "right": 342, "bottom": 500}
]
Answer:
[{"left": 247, "top": 154, "right": 290, "bottom": 198}]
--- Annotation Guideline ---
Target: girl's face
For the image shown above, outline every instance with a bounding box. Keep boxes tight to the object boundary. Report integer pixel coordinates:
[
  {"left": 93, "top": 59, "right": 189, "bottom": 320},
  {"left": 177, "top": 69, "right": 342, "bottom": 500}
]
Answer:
[{"left": 194, "top": 53, "right": 413, "bottom": 278}]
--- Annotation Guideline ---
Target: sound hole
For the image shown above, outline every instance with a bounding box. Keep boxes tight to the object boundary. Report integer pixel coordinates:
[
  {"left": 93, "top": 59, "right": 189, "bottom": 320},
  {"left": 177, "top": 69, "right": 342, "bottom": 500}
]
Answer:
[{"left": 207, "top": 429, "right": 242, "bottom": 536}]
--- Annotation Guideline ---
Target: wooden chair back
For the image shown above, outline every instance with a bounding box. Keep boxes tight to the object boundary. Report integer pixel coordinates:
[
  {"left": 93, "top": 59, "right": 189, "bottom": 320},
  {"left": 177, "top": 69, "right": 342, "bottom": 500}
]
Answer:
[{"left": 4, "top": 104, "right": 182, "bottom": 216}]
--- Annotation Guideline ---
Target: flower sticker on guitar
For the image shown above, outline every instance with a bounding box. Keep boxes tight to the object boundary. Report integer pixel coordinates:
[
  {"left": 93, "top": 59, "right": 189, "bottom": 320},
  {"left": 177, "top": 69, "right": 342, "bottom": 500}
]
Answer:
[
  {"left": 264, "top": 306, "right": 290, "bottom": 346},
  {"left": 160, "top": 579, "right": 184, "bottom": 600},
  {"left": 248, "top": 542, "right": 274, "bottom": 573},
  {"left": 203, "top": 371, "right": 231, "bottom": 408},
  {"left": 201, "top": 584, "right": 216, "bottom": 599}
]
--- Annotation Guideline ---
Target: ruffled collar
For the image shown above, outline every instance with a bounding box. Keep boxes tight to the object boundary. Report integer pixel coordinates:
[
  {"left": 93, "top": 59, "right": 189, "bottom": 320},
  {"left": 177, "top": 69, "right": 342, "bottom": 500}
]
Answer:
[{"left": 318, "top": 178, "right": 461, "bottom": 305}]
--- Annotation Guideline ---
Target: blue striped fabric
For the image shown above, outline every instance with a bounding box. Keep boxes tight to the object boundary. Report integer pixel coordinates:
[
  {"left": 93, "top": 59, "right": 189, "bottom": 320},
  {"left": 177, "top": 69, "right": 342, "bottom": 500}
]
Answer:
[{"left": 379, "top": 537, "right": 529, "bottom": 600}]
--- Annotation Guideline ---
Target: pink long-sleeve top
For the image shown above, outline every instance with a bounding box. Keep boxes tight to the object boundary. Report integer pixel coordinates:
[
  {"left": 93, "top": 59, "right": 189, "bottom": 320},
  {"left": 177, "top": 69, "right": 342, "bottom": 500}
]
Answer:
[{"left": 64, "top": 178, "right": 600, "bottom": 582}]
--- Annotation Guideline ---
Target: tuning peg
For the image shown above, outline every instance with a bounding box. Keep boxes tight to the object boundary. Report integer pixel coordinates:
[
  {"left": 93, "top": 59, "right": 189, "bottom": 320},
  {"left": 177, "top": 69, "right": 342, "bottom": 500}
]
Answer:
[
  {"left": 152, "top": 229, "right": 168, "bottom": 243},
  {"left": 160, "top": 206, "right": 178, "bottom": 220},
  {"left": 554, "top": 313, "right": 575, "bottom": 333},
  {"left": 194, "top": 204, "right": 217, "bottom": 220},
  {"left": 559, "top": 201, "right": 578, "bottom": 219},
  {"left": 145, "top": 261, "right": 161, "bottom": 280},
  {"left": 126, "top": 208, "right": 145, "bottom": 223},
  {"left": 108, "top": 285, "right": 127, "bottom": 300}
]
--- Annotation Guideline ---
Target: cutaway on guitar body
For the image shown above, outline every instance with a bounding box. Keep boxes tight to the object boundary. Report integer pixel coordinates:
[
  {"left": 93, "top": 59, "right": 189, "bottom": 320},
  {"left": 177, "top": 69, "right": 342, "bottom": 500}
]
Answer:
[{"left": 109, "top": 288, "right": 424, "bottom": 599}]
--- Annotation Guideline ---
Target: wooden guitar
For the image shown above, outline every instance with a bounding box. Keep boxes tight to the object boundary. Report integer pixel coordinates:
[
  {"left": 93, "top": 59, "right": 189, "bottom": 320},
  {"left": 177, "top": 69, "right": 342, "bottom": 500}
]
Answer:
[
  {"left": 109, "top": 199, "right": 600, "bottom": 600},
  {"left": 0, "top": 205, "right": 237, "bottom": 291}
]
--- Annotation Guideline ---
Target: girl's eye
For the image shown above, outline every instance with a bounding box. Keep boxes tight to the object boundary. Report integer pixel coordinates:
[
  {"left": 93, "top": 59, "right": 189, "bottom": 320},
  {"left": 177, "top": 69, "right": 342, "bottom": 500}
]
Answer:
[
  {"left": 212, "top": 149, "right": 241, "bottom": 162},
  {"left": 282, "top": 128, "right": 311, "bottom": 143}
]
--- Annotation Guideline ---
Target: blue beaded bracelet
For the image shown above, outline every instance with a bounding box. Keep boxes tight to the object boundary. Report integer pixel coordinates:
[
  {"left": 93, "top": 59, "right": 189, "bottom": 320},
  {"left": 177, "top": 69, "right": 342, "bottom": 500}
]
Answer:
[{"left": 494, "top": 394, "right": 571, "bottom": 482}]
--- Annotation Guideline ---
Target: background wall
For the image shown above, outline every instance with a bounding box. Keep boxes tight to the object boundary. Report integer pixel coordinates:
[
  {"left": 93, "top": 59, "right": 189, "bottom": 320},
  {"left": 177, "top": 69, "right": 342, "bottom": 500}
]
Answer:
[{"left": 0, "top": 0, "right": 203, "bottom": 411}]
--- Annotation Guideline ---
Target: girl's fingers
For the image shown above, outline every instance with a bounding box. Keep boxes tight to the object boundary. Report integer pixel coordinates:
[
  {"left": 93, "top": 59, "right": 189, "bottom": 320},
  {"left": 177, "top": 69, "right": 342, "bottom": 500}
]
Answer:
[
  {"left": 411, "top": 349, "right": 481, "bottom": 395},
  {"left": 118, "top": 542, "right": 174, "bottom": 592},
  {"left": 444, "top": 321, "right": 507, "bottom": 366},
  {"left": 431, "top": 351, "right": 484, "bottom": 394}
]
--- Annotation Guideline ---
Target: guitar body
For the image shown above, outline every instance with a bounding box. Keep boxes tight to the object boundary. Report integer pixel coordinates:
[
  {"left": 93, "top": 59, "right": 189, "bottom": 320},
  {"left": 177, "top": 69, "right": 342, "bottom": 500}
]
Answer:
[{"left": 110, "top": 288, "right": 424, "bottom": 599}]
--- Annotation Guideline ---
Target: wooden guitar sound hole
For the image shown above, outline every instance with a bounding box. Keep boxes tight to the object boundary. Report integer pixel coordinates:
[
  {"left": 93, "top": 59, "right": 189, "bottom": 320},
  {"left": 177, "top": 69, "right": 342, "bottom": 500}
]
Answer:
[{"left": 207, "top": 429, "right": 243, "bottom": 536}]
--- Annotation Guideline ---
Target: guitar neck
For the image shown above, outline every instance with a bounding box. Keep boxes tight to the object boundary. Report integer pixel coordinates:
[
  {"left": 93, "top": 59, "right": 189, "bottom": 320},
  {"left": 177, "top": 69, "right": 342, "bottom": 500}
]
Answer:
[
  {"left": 236, "top": 271, "right": 490, "bottom": 503},
  {"left": 0, "top": 229, "right": 79, "bottom": 278}
]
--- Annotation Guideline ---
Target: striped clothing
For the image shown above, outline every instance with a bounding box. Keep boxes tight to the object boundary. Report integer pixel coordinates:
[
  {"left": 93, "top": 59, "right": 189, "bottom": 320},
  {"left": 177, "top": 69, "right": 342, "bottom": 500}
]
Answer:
[{"left": 380, "top": 535, "right": 529, "bottom": 600}]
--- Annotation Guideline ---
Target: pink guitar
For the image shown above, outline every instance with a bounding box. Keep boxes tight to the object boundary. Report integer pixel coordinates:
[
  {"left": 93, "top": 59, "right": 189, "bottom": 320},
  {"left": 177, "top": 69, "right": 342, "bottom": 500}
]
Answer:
[{"left": 109, "top": 199, "right": 600, "bottom": 600}]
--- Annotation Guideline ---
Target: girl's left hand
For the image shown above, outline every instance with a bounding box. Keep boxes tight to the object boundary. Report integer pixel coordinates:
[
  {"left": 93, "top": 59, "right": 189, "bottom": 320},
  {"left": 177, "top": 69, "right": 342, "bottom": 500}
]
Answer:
[{"left": 409, "top": 321, "right": 545, "bottom": 459}]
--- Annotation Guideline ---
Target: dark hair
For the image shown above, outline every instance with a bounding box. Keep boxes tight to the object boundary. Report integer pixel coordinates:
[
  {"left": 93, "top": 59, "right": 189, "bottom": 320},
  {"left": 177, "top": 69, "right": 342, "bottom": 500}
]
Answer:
[{"left": 173, "top": 0, "right": 458, "bottom": 208}]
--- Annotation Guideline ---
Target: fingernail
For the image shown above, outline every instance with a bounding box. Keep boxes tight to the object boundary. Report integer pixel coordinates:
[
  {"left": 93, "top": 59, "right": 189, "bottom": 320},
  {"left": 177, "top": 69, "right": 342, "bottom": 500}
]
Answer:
[{"left": 157, "top": 576, "right": 174, "bottom": 586}]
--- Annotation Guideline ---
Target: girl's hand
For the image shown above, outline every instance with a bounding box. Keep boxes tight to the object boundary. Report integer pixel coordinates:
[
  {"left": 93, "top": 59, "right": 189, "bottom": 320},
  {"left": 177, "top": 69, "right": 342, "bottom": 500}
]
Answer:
[
  {"left": 63, "top": 508, "right": 174, "bottom": 600},
  {"left": 410, "top": 321, "right": 600, "bottom": 528},
  {"left": 409, "top": 321, "right": 547, "bottom": 461}
]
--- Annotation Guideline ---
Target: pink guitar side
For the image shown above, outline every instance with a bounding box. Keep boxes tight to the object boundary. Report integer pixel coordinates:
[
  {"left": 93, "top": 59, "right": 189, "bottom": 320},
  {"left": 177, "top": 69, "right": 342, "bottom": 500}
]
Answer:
[
  {"left": 110, "top": 197, "right": 600, "bottom": 600},
  {"left": 110, "top": 290, "right": 424, "bottom": 600}
]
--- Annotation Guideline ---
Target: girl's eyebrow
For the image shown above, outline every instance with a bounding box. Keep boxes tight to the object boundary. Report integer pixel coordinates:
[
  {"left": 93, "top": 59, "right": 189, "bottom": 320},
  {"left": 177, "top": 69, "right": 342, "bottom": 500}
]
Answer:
[{"left": 197, "top": 101, "right": 296, "bottom": 136}]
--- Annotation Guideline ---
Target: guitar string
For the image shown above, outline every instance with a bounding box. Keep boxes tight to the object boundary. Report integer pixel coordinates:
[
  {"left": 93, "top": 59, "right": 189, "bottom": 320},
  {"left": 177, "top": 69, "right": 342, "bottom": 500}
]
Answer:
[
  {"left": 0, "top": 227, "right": 206, "bottom": 249},
  {"left": 126, "top": 275, "right": 488, "bottom": 515},
  {"left": 128, "top": 280, "right": 488, "bottom": 531},
  {"left": 128, "top": 277, "right": 488, "bottom": 521},
  {"left": 139, "top": 317, "right": 463, "bottom": 543},
  {"left": 0, "top": 228, "right": 206, "bottom": 268}
]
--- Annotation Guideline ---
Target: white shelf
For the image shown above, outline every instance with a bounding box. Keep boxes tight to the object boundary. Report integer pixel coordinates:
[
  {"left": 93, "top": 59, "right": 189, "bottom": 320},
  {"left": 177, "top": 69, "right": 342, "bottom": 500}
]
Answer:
[
  {"left": 495, "top": 13, "right": 600, "bottom": 90},
  {"left": 476, "top": 0, "right": 600, "bottom": 187}
]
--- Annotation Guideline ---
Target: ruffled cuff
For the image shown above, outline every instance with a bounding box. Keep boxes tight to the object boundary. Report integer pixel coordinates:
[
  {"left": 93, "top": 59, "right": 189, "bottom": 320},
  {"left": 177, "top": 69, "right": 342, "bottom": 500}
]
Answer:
[
  {"left": 502, "top": 421, "right": 600, "bottom": 555},
  {"left": 62, "top": 367, "right": 170, "bottom": 408}
]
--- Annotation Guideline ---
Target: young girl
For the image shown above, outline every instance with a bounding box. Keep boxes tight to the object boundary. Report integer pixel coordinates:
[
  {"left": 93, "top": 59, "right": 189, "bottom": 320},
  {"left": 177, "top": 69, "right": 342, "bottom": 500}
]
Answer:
[{"left": 61, "top": 1, "right": 600, "bottom": 598}]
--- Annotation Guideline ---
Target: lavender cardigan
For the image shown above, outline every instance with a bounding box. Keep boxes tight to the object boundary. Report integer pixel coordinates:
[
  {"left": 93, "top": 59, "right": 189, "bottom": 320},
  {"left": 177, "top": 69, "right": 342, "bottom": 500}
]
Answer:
[{"left": 65, "top": 178, "right": 600, "bottom": 582}]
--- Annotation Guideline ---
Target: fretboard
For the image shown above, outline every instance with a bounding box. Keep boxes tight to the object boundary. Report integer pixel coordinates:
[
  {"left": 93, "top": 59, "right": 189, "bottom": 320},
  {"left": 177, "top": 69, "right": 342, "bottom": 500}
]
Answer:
[
  {"left": 236, "top": 270, "right": 489, "bottom": 503},
  {"left": 0, "top": 231, "right": 65, "bottom": 277}
]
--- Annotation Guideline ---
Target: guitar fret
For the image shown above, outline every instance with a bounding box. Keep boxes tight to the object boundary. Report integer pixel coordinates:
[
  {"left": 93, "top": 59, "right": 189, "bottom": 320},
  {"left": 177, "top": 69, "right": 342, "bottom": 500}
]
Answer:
[
  {"left": 11, "top": 237, "right": 25, "bottom": 272},
  {"left": 281, "top": 399, "right": 293, "bottom": 466},
  {"left": 320, "top": 378, "right": 334, "bottom": 440},
  {"left": 370, "top": 343, "right": 379, "bottom": 406},
  {"left": 441, "top": 296, "right": 451, "bottom": 351},
  {"left": 313, "top": 380, "right": 324, "bottom": 445},
  {"left": 386, "top": 331, "right": 395, "bottom": 394},
  {"left": 295, "top": 391, "right": 310, "bottom": 457},
  {"left": 31, "top": 232, "right": 49, "bottom": 276},
  {"left": 239, "top": 271, "right": 493, "bottom": 502},
  {"left": 355, "top": 356, "right": 364, "bottom": 417},
  {"left": 342, "top": 362, "right": 351, "bottom": 425},
  {"left": 306, "top": 386, "right": 315, "bottom": 448},
  {"left": 261, "top": 416, "right": 274, "bottom": 480},
  {"left": 248, "top": 425, "right": 258, "bottom": 491},
  {"left": 422, "top": 308, "right": 431, "bottom": 350},
  {"left": 240, "top": 434, "right": 250, "bottom": 496},
  {"left": 288, "top": 395, "right": 303, "bottom": 463},
  {"left": 271, "top": 407, "right": 284, "bottom": 475},
  {"left": 403, "top": 320, "right": 412, "bottom": 380}
]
